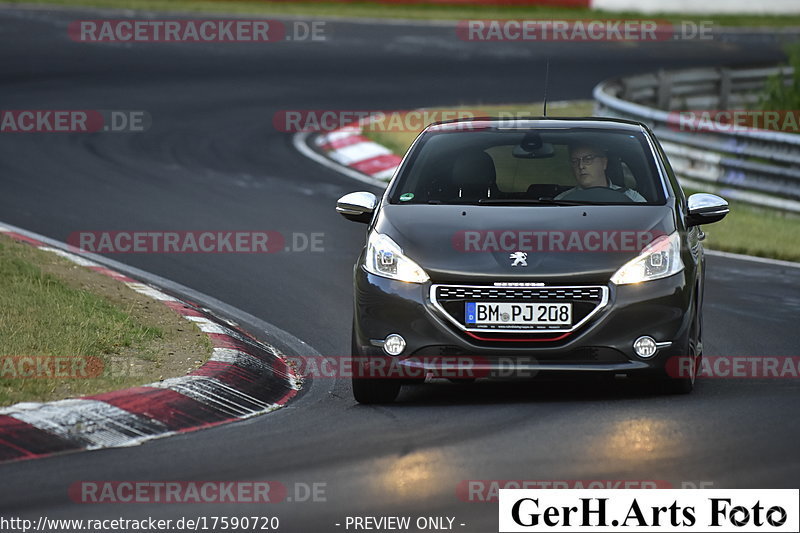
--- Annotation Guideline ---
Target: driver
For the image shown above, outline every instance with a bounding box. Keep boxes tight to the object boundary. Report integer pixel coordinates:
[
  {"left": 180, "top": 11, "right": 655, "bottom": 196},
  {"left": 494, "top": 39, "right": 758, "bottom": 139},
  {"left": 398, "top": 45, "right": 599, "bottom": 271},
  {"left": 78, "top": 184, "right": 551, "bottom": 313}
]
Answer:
[{"left": 555, "top": 143, "right": 646, "bottom": 202}]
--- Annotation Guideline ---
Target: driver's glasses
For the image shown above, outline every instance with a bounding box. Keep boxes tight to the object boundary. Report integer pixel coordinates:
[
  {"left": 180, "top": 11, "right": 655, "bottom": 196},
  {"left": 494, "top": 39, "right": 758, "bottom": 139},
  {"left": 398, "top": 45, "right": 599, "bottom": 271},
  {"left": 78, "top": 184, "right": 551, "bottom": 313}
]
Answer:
[{"left": 570, "top": 154, "right": 603, "bottom": 167}]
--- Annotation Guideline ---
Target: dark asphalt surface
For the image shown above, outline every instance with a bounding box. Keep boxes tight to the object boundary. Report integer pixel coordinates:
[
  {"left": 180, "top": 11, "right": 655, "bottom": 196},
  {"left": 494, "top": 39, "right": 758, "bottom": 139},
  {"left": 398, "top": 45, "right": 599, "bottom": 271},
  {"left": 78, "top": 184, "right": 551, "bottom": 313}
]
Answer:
[{"left": 0, "top": 5, "right": 798, "bottom": 531}]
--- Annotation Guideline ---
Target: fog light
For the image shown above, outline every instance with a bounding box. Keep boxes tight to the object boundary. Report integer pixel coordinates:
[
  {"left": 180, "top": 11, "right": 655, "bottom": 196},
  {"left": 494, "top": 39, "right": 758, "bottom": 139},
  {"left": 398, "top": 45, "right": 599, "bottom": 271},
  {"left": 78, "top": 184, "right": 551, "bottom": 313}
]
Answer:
[
  {"left": 383, "top": 334, "right": 406, "bottom": 356},
  {"left": 633, "top": 336, "right": 658, "bottom": 358}
]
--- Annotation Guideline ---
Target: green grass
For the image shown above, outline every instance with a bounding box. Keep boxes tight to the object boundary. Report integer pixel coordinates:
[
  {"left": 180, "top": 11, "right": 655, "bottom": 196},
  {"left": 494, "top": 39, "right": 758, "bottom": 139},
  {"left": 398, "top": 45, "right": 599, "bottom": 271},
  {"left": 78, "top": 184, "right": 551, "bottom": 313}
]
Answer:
[
  {"left": 683, "top": 189, "right": 800, "bottom": 262},
  {"left": 0, "top": 247, "right": 160, "bottom": 353},
  {"left": 6, "top": 0, "right": 800, "bottom": 27},
  {"left": 0, "top": 235, "right": 210, "bottom": 406}
]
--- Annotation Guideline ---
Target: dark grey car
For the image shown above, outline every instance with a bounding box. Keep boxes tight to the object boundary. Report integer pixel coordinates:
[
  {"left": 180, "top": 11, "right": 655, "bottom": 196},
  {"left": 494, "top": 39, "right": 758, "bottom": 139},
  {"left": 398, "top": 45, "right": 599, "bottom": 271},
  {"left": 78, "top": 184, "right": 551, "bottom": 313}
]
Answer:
[{"left": 337, "top": 118, "right": 729, "bottom": 403}]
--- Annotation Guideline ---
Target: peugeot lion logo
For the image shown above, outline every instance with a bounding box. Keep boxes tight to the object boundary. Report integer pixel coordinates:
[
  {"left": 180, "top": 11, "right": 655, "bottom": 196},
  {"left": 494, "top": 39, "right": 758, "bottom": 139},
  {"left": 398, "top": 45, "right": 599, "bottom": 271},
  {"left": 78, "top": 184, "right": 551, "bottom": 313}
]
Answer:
[{"left": 509, "top": 251, "right": 528, "bottom": 267}]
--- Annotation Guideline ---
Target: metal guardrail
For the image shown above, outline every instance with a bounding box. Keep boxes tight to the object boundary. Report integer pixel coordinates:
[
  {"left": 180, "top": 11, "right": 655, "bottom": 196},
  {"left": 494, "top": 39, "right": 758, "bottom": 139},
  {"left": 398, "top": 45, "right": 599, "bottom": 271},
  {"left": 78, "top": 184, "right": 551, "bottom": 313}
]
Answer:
[{"left": 593, "top": 66, "right": 800, "bottom": 213}]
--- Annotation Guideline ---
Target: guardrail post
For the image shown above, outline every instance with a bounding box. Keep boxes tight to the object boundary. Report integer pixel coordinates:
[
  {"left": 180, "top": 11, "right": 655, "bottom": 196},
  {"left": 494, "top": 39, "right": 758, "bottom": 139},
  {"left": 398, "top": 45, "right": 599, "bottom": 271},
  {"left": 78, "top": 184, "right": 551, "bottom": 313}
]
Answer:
[
  {"left": 657, "top": 70, "right": 672, "bottom": 110},
  {"left": 719, "top": 68, "right": 731, "bottom": 110},
  {"left": 621, "top": 78, "right": 633, "bottom": 101}
]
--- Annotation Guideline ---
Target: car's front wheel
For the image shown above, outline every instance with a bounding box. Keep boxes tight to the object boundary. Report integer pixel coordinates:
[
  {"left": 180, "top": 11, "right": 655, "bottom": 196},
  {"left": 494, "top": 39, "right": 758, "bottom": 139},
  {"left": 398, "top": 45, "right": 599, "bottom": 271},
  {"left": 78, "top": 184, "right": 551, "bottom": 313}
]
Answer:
[
  {"left": 352, "top": 375, "right": 401, "bottom": 404},
  {"left": 659, "top": 362, "right": 695, "bottom": 394},
  {"left": 351, "top": 326, "right": 401, "bottom": 404},
  {"left": 657, "top": 314, "right": 702, "bottom": 395}
]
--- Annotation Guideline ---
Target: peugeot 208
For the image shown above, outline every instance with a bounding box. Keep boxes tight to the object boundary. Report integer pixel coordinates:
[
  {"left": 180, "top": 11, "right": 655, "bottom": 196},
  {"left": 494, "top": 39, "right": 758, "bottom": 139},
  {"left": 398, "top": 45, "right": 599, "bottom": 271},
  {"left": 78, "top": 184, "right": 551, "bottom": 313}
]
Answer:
[{"left": 336, "top": 118, "right": 729, "bottom": 403}]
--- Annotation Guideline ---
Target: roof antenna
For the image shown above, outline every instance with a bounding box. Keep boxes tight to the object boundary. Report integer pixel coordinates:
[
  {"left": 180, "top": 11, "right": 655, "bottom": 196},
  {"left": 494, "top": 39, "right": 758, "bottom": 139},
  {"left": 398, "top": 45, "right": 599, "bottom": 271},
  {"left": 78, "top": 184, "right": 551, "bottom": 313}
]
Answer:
[{"left": 542, "top": 58, "right": 550, "bottom": 117}]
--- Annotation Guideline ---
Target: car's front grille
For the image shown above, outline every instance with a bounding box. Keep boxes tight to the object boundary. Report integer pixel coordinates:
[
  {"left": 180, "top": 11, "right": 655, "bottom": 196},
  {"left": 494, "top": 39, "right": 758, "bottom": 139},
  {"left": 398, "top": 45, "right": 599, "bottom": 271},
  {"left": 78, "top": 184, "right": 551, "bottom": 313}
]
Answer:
[
  {"left": 435, "top": 286, "right": 604, "bottom": 301},
  {"left": 430, "top": 284, "right": 608, "bottom": 334}
]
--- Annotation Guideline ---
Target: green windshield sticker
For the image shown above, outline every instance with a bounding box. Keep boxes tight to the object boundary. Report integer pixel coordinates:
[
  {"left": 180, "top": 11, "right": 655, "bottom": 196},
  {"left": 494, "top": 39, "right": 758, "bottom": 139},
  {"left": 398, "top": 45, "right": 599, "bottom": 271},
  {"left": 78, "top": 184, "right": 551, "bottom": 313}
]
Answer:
[{"left": 400, "top": 193, "right": 414, "bottom": 202}]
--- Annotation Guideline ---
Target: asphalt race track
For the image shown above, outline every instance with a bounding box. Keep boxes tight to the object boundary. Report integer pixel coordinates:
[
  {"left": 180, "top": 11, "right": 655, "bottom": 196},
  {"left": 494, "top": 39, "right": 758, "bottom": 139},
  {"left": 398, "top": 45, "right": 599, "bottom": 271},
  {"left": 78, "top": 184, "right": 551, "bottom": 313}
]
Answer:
[{"left": 0, "top": 6, "right": 799, "bottom": 531}]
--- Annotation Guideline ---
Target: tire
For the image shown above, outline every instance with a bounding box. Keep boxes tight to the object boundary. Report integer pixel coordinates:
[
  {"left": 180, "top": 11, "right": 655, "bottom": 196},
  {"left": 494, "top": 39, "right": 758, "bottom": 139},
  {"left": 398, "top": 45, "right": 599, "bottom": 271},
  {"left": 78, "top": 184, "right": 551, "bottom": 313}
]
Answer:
[
  {"left": 351, "top": 325, "right": 401, "bottom": 404},
  {"left": 352, "top": 376, "right": 401, "bottom": 404},
  {"left": 658, "top": 313, "right": 701, "bottom": 395},
  {"left": 660, "top": 367, "right": 694, "bottom": 395}
]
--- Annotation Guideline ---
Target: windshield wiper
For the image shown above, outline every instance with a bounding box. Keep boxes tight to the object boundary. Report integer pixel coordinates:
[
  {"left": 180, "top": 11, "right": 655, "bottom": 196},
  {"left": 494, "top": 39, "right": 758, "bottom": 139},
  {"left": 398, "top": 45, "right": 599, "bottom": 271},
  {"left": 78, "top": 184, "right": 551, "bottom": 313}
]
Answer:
[{"left": 477, "top": 198, "right": 592, "bottom": 206}]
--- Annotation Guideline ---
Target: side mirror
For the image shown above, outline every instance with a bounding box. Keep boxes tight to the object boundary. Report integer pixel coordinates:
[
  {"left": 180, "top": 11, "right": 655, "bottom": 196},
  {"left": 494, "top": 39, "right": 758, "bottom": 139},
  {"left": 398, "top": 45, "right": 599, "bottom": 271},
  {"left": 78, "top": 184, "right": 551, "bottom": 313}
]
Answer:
[
  {"left": 686, "top": 193, "right": 729, "bottom": 226},
  {"left": 336, "top": 191, "right": 378, "bottom": 224}
]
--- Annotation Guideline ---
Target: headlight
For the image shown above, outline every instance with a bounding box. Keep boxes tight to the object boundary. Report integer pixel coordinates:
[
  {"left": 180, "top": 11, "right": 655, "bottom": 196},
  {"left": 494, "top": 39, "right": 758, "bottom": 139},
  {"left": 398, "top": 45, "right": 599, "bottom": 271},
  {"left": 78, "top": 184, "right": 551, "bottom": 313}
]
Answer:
[
  {"left": 364, "top": 232, "right": 429, "bottom": 283},
  {"left": 610, "top": 232, "right": 684, "bottom": 285}
]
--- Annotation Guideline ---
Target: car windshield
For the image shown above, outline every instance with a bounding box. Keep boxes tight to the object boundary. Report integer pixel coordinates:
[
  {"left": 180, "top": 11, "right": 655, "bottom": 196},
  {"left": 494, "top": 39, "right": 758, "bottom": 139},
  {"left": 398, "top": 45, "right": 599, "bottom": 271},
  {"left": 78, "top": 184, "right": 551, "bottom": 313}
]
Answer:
[{"left": 388, "top": 126, "right": 667, "bottom": 205}]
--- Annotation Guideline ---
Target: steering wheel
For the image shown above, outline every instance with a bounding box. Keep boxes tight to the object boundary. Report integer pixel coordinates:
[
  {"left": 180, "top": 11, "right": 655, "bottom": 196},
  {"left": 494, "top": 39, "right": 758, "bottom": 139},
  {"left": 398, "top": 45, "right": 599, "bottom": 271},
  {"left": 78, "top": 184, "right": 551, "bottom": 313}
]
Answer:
[{"left": 559, "top": 186, "right": 633, "bottom": 203}]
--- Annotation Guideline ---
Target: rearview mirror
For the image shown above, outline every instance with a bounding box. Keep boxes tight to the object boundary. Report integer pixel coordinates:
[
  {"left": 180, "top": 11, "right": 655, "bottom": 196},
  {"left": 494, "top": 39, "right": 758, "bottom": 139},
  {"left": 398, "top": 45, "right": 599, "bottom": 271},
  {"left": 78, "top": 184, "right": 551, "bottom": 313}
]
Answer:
[
  {"left": 336, "top": 191, "right": 378, "bottom": 224},
  {"left": 512, "top": 132, "right": 555, "bottom": 158},
  {"left": 686, "top": 193, "right": 729, "bottom": 226}
]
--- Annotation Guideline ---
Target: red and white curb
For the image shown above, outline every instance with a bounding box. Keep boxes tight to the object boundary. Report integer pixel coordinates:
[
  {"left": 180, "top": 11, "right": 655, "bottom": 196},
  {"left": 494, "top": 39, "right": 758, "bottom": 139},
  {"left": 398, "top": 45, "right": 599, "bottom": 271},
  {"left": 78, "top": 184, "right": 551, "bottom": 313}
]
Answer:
[
  {"left": 309, "top": 116, "right": 403, "bottom": 184},
  {"left": 0, "top": 226, "right": 302, "bottom": 463}
]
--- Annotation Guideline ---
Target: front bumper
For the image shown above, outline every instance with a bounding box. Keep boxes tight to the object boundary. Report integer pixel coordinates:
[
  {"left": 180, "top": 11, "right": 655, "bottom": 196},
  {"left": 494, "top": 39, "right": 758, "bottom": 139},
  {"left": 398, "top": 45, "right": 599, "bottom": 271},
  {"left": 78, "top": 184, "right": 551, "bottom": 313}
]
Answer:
[{"left": 353, "top": 265, "right": 693, "bottom": 377}]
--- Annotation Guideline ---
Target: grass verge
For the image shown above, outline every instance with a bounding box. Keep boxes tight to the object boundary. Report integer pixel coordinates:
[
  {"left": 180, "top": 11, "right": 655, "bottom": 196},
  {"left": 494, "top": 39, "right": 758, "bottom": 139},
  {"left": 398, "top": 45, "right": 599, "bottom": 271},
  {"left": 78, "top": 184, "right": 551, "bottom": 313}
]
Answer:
[
  {"left": 682, "top": 190, "right": 800, "bottom": 262},
  {"left": 4, "top": 0, "right": 800, "bottom": 27},
  {"left": 360, "top": 100, "right": 800, "bottom": 262},
  {"left": 0, "top": 234, "right": 212, "bottom": 407}
]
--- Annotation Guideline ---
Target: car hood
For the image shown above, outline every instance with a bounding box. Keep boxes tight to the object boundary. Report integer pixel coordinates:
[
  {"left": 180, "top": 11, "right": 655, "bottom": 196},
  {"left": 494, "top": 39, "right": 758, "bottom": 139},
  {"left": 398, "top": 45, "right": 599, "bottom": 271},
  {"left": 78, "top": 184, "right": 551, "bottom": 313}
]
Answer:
[{"left": 374, "top": 203, "right": 677, "bottom": 284}]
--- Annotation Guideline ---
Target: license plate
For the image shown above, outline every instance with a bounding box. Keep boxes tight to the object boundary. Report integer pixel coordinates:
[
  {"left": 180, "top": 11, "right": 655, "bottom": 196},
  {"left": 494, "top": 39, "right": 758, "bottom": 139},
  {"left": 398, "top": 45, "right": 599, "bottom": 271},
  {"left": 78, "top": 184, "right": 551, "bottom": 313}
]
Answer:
[{"left": 465, "top": 302, "right": 572, "bottom": 327}]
